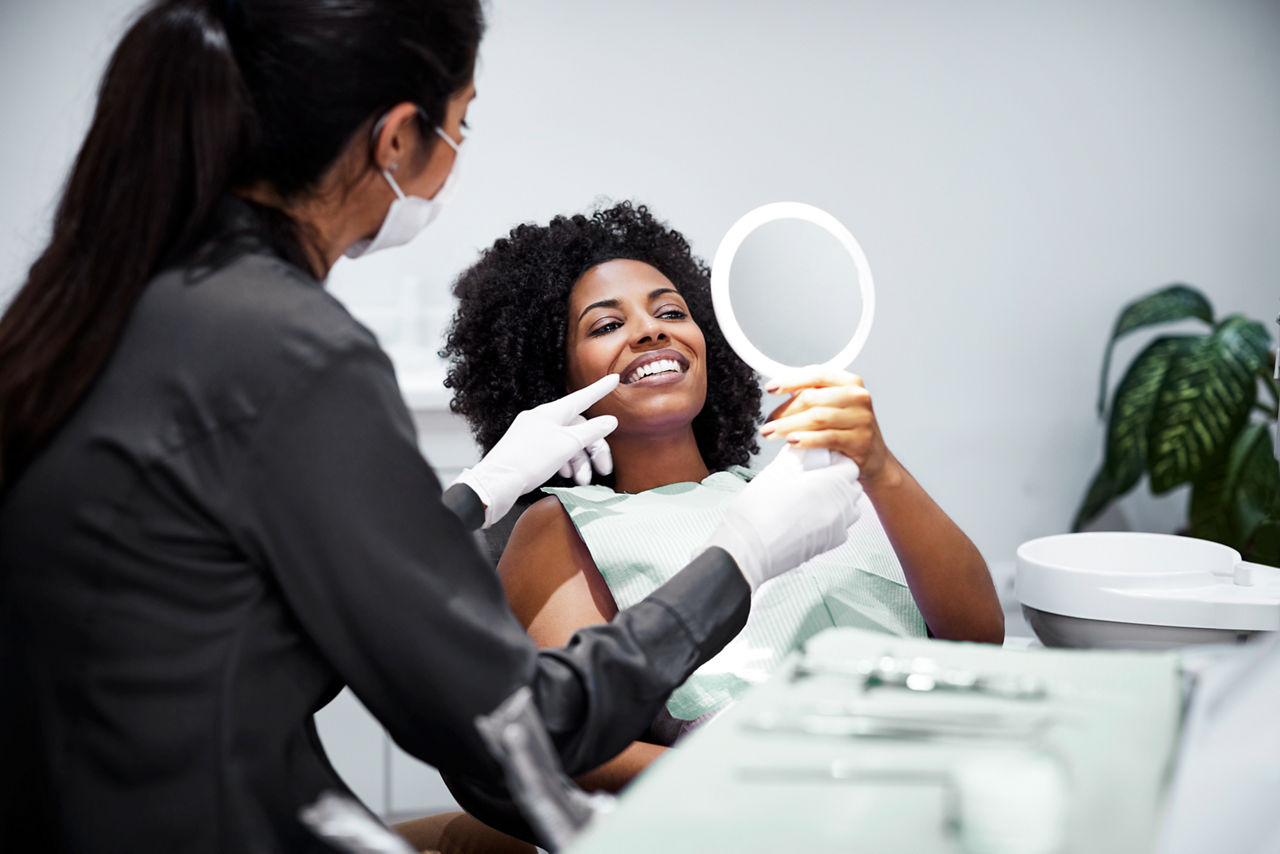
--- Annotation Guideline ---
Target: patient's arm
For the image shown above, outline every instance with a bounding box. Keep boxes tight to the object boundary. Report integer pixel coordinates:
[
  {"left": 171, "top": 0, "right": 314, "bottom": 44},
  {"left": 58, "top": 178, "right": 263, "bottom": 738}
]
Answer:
[
  {"left": 858, "top": 452, "right": 1004, "bottom": 643},
  {"left": 497, "top": 495, "right": 670, "bottom": 791},
  {"left": 763, "top": 369, "right": 1004, "bottom": 644}
]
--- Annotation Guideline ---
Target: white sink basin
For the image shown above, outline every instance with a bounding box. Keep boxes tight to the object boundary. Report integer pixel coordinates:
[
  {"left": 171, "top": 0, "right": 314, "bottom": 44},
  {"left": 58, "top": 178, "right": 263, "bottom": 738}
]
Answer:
[{"left": 1015, "top": 532, "right": 1280, "bottom": 649}]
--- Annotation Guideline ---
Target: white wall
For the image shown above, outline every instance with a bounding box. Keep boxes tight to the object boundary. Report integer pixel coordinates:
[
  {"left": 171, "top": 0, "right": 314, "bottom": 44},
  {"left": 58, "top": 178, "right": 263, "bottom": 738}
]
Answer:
[
  {"left": 0, "top": 0, "right": 136, "bottom": 291},
  {"left": 4, "top": 0, "right": 1280, "bottom": 816}
]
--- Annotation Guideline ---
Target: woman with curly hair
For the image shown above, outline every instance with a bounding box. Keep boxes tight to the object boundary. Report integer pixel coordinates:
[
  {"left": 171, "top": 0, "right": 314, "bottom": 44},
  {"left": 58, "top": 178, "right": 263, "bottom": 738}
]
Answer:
[{"left": 443, "top": 201, "right": 1003, "bottom": 791}]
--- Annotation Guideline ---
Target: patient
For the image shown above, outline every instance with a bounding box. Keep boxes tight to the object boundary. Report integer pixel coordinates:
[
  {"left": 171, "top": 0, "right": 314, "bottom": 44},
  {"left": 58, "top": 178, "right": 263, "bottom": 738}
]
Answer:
[{"left": 442, "top": 201, "right": 1003, "bottom": 791}]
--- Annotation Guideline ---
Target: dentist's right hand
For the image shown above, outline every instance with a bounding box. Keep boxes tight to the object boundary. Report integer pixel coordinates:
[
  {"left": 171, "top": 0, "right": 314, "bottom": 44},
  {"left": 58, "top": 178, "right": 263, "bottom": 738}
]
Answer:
[
  {"left": 697, "top": 446, "right": 864, "bottom": 592},
  {"left": 453, "top": 374, "right": 620, "bottom": 528}
]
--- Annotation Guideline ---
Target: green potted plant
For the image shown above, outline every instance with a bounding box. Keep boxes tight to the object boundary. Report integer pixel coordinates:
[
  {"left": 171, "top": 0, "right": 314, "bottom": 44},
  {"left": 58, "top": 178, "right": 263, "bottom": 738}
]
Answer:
[{"left": 1074, "top": 283, "right": 1280, "bottom": 567}]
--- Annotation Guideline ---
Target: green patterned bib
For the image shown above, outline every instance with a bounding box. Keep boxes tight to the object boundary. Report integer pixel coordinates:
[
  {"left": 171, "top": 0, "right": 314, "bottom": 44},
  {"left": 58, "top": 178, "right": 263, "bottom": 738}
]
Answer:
[{"left": 544, "top": 467, "right": 926, "bottom": 720}]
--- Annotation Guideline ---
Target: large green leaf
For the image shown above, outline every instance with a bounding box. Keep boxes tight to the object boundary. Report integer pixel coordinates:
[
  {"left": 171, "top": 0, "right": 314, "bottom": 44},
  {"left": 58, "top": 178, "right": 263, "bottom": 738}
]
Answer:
[
  {"left": 1262, "top": 368, "right": 1280, "bottom": 412},
  {"left": 1249, "top": 471, "right": 1280, "bottom": 566},
  {"left": 1230, "top": 422, "right": 1280, "bottom": 542},
  {"left": 1103, "top": 336, "right": 1191, "bottom": 494},
  {"left": 1188, "top": 422, "right": 1279, "bottom": 548},
  {"left": 1214, "top": 314, "right": 1272, "bottom": 376},
  {"left": 1147, "top": 318, "right": 1264, "bottom": 493},
  {"left": 1072, "top": 466, "right": 1119, "bottom": 532},
  {"left": 1252, "top": 520, "right": 1280, "bottom": 567},
  {"left": 1097, "top": 284, "right": 1213, "bottom": 415},
  {"left": 1188, "top": 456, "right": 1234, "bottom": 545},
  {"left": 1244, "top": 321, "right": 1278, "bottom": 413},
  {"left": 1262, "top": 350, "right": 1279, "bottom": 411}
]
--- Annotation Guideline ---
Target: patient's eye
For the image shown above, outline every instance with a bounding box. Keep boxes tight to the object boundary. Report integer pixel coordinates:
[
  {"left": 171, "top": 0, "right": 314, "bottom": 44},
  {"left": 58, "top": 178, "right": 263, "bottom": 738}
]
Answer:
[{"left": 588, "top": 319, "right": 622, "bottom": 337}]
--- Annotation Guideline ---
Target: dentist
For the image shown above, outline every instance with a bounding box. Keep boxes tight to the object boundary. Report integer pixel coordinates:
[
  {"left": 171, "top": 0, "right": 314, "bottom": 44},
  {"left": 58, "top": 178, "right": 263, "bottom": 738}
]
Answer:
[{"left": 0, "top": 1, "right": 863, "bottom": 852}]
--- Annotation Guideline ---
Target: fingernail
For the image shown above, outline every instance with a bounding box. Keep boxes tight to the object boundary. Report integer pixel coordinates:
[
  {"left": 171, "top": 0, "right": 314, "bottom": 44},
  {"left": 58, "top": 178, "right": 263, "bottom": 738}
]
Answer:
[{"left": 760, "top": 424, "right": 774, "bottom": 437}]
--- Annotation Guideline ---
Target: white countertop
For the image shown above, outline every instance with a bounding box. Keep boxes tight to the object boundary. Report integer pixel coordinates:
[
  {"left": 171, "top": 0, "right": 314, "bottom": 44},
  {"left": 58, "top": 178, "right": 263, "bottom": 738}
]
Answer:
[
  {"left": 398, "top": 370, "right": 453, "bottom": 412},
  {"left": 388, "top": 348, "right": 453, "bottom": 413}
]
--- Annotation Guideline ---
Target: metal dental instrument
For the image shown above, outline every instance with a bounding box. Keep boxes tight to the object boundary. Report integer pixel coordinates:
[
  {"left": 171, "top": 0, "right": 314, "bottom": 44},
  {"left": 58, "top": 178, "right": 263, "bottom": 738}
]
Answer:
[
  {"left": 790, "top": 653, "right": 1050, "bottom": 701},
  {"left": 742, "top": 707, "right": 1055, "bottom": 742}
]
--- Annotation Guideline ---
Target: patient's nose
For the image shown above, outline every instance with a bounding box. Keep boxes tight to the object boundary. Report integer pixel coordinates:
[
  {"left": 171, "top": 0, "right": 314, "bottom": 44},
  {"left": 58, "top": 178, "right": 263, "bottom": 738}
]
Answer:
[{"left": 631, "top": 314, "right": 666, "bottom": 345}]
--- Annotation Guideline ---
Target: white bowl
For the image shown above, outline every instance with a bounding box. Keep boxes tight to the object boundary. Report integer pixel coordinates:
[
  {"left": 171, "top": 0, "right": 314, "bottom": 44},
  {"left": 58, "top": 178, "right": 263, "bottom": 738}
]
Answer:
[{"left": 1015, "top": 532, "right": 1279, "bottom": 649}]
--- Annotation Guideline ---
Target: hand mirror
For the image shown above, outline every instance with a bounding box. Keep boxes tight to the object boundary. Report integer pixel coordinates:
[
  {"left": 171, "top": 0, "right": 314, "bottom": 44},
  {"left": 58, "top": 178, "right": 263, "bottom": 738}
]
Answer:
[{"left": 710, "top": 202, "right": 876, "bottom": 466}]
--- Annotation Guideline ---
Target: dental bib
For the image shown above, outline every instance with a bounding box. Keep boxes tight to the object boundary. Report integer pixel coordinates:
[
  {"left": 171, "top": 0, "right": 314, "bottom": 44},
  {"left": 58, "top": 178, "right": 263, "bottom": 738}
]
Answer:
[{"left": 544, "top": 467, "right": 925, "bottom": 721}]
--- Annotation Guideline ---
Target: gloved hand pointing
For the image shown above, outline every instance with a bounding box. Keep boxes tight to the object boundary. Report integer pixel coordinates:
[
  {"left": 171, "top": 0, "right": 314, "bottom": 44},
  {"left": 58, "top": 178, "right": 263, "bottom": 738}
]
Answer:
[
  {"left": 697, "top": 445, "right": 863, "bottom": 591},
  {"left": 453, "top": 374, "right": 620, "bottom": 528}
]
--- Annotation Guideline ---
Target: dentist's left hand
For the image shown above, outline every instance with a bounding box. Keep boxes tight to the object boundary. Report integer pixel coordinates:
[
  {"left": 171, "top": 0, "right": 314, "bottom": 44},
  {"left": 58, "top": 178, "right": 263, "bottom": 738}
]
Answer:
[{"left": 452, "top": 374, "right": 620, "bottom": 528}]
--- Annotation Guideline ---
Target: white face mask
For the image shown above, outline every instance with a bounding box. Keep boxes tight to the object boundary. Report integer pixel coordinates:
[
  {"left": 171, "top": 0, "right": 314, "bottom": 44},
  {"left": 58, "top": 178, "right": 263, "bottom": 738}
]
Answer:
[{"left": 344, "top": 126, "right": 466, "bottom": 259}]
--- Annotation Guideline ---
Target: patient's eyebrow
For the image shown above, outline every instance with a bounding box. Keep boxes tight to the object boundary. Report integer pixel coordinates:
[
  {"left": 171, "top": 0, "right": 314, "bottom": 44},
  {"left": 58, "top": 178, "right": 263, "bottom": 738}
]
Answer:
[
  {"left": 576, "top": 288, "right": 683, "bottom": 323},
  {"left": 577, "top": 298, "right": 619, "bottom": 323}
]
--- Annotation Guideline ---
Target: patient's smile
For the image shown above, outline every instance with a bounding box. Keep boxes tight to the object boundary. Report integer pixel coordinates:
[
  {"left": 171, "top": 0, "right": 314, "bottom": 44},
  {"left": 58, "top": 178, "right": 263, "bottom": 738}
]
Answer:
[{"left": 621, "top": 353, "right": 689, "bottom": 385}]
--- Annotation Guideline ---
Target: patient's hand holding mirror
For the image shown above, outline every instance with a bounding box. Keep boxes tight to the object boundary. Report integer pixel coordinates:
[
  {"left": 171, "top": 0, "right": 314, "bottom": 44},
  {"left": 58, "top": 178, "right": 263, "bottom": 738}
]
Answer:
[{"left": 711, "top": 202, "right": 876, "bottom": 467}]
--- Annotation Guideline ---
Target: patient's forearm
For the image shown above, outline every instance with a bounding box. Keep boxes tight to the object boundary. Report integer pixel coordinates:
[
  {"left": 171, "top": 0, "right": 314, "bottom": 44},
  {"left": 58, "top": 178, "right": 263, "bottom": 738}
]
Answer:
[
  {"left": 573, "top": 740, "right": 668, "bottom": 793},
  {"left": 863, "top": 453, "right": 1004, "bottom": 643}
]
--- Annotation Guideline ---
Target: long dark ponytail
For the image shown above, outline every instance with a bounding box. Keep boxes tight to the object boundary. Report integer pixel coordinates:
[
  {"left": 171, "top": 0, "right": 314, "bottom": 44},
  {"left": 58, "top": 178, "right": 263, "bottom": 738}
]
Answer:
[
  {"left": 0, "top": 1, "right": 244, "bottom": 489},
  {"left": 0, "top": 0, "right": 484, "bottom": 489}
]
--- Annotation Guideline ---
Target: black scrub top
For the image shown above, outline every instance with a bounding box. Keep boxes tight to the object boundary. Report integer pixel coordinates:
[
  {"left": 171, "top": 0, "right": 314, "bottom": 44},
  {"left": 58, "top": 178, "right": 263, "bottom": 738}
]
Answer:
[{"left": 0, "top": 199, "right": 749, "bottom": 853}]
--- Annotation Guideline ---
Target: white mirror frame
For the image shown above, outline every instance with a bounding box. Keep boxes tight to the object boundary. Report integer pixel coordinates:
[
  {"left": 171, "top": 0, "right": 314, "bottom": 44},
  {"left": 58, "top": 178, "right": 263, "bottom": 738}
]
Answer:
[{"left": 710, "top": 201, "right": 876, "bottom": 379}]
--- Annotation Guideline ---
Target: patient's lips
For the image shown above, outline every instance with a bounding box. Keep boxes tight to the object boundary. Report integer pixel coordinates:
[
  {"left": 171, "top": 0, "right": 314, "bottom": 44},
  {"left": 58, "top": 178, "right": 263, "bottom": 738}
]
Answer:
[{"left": 620, "top": 349, "right": 690, "bottom": 385}]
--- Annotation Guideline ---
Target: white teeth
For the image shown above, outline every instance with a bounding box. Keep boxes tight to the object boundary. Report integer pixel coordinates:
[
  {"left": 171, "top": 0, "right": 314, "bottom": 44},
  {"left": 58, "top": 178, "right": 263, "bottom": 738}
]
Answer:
[{"left": 628, "top": 359, "right": 682, "bottom": 382}]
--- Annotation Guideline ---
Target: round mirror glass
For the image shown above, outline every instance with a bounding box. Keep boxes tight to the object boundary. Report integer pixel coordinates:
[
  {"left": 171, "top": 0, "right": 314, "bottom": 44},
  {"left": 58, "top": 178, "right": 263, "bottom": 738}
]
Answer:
[{"left": 711, "top": 202, "right": 874, "bottom": 379}]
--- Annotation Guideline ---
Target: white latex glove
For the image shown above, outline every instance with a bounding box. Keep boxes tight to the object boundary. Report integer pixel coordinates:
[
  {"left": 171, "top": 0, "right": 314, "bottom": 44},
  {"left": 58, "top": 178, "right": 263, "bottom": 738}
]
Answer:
[
  {"left": 453, "top": 374, "right": 620, "bottom": 528},
  {"left": 698, "top": 445, "right": 863, "bottom": 591}
]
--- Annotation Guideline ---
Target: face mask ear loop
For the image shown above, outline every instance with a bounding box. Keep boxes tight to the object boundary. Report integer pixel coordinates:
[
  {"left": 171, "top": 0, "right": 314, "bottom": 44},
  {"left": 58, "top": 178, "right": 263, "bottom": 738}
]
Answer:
[
  {"left": 433, "top": 126, "right": 462, "bottom": 153},
  {"left": 380, "top": 169, "right": 407, "bottom": 200}
]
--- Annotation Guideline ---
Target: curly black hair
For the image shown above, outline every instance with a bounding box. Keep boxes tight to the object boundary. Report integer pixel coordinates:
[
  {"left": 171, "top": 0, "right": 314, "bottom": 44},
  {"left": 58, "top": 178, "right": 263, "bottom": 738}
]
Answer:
[{"left": 442, "top": 201, "right": 761, "bottom": 489}]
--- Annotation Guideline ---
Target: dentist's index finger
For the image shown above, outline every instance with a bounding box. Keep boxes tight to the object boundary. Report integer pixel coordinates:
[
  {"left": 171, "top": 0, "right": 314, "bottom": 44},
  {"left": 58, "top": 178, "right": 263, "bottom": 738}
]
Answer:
[{"left": 548, "top": 373, "right": 621, "bottom": 418}]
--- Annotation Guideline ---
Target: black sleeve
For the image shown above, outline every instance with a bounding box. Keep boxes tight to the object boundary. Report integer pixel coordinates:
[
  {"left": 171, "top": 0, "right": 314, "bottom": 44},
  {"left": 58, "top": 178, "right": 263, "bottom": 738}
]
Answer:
[
  {"left": 442, "top": 548, "right": 748, "bottom": 841},
  {"left": 441, "top": 482, "right": 485, "bottom": 531},
  {"left": 229, "top": 343, "right": 750, "bottom": 786}
]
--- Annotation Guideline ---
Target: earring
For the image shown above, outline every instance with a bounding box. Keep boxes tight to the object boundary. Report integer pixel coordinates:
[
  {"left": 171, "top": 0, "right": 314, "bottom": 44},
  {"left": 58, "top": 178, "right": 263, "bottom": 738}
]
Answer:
[{"left": 388, "top": 162, "right": 399, "bottom": 172}]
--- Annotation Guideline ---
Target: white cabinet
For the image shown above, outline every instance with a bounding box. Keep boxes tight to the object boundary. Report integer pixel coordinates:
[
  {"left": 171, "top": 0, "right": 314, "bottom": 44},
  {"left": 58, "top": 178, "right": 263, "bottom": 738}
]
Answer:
[
  {"left": 314, "top": 688, "right": 387, "bottom": 812},
  {"left": 316, "top": 688, "right": 465, "bottom": 821},
  {"left": 387, "top": 740, "right": 464, "bottom": 818}
]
